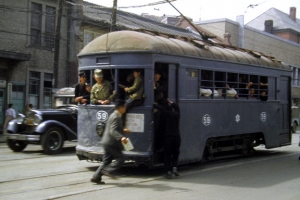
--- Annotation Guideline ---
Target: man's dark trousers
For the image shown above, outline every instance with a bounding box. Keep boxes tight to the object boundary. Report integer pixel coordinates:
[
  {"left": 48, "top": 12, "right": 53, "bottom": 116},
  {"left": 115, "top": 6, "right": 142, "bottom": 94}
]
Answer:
[{"left": 93, "top": 145, "right": 125, "bottom": 180}]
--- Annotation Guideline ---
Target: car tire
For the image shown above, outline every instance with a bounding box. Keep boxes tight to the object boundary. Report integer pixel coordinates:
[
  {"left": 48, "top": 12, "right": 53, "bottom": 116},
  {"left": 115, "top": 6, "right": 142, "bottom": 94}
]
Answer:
[
  {"left": 291, "top": 122, "right": 297, "bottom": 133},
  {"left": 6, "top": 139, "right": 27, "bottom": 152},
  {"left": 41, "top": 127, "right": 65, "bottom": 155}
]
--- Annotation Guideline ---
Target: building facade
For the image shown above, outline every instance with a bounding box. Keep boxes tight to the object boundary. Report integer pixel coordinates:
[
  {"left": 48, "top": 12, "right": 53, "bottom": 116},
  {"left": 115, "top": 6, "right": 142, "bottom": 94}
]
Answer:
[
  {"left": 193, "top": 8, "right": 300, "bottom": 103},
  {"left": 0, "top": 0, "right": 72, "bottom": 127}
]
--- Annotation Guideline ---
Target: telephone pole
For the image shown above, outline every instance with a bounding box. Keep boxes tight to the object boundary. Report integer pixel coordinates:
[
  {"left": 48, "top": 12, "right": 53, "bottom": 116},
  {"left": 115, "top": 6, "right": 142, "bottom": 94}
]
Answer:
[
  {"left": 110, "top": 0, "right": 117, "bottom": 32},
  {"left": 53, "top": 0, "right": 64, "bottom": 88}
]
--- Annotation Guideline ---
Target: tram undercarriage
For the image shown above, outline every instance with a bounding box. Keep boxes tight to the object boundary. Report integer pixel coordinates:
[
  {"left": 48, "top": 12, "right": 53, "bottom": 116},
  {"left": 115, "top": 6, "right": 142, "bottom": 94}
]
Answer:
[{"left": 202, "top": 133, "right": 265, "bottom": 161}]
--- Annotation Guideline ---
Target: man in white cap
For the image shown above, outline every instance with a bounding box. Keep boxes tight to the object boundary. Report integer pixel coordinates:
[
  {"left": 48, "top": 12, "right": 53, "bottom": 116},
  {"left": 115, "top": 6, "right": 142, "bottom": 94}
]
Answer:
[{"left": 91, "top": 69, "right": 114, "bottom": 105}]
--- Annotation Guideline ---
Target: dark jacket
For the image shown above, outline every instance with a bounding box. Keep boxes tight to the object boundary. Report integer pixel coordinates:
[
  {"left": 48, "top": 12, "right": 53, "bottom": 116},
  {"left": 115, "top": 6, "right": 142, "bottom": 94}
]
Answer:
[
  {"left": 101, "top": 110, "right": 125, "bottom": 150},
  {"left": 154, "top": 102, "right": 181, "bottom": 138},
  {"left": 75, "top": 83, "right": 90, "bottom": 104}
]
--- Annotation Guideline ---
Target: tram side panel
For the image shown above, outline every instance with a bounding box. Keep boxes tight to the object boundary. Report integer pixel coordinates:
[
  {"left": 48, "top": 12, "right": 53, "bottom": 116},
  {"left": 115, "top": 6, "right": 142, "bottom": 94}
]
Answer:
[{"left": 178, "top": 100, "right": 283, "bottom": 164}]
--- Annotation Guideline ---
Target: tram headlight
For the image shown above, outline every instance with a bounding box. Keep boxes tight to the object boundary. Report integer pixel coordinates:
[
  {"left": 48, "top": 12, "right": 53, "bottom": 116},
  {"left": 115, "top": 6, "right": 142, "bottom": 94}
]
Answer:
[
  {"left": 96, "top": 122, "right": 106, "bottom": 137},
  {"left": 16, "top": 114, "right": 26, "bottom": 124}
]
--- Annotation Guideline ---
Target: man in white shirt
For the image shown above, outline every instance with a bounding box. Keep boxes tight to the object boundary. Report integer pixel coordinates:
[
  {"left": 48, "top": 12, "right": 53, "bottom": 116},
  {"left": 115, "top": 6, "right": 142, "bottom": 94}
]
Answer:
[{"left": 3, "top": 104, "right": 16, "bottom": 133}]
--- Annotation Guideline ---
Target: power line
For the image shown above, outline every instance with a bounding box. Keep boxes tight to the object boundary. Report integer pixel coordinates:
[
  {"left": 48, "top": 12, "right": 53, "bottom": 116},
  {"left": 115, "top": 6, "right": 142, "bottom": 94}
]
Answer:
[{"left": 118, "top": 0, "right": 177, "bottom": 9}]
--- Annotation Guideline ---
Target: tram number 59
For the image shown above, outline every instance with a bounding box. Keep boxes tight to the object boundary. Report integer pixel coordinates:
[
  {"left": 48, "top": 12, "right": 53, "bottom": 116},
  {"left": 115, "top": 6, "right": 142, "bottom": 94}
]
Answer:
[{"left": 96, "top": 111, "right": 108, "bottom": 122}]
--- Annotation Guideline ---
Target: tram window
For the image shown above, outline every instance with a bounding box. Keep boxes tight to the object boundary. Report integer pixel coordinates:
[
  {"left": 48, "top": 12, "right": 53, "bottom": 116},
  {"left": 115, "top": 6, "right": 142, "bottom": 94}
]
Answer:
[
  {"left": 226, "top": 73, "right": 238, "bottom": 99},
  {"left": 90, "top": 69, "right": 115, "bottom": 104},
  {"left": 200, "top": 70, "right": 213, "bottom": 97},
  {"left": 214, "top": 71, "right": 226, "bottom": 98},
  {"left": 238, "top": 74, "right": 249, "bottom": 98},
  {"left": 249, "top": 75, "right": 259, "bottom": 99},
  {"left": 260, "top": 76, "right": 269, "bottom": 101}
]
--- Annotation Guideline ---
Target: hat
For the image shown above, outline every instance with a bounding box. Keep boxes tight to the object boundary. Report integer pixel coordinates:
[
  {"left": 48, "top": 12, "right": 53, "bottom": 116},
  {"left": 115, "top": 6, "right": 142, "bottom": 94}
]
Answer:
[
  {"left": 79, "top": 71, "right": 86, "bottom": 77},
  {"left": 94, "top": 69, "right": 103, "bottom": 78}
]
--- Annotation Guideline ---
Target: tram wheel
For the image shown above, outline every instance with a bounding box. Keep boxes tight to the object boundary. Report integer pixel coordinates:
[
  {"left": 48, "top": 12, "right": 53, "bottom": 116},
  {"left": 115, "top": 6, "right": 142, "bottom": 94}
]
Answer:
[
  {"left": 7, "top": 139, "right": 27, "bottom": 152},
  {"left": 291, "top": 122, "right": 298, "bottom": 133},
  {"left": 41, "top": 127, "right": 64, "bottom": 155}
]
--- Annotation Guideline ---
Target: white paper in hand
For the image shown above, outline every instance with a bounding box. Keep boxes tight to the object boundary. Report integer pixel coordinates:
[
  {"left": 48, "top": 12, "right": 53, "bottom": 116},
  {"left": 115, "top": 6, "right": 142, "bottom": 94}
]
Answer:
[{"left": 122, "top": 138, "right": 134, "bottom": 151}]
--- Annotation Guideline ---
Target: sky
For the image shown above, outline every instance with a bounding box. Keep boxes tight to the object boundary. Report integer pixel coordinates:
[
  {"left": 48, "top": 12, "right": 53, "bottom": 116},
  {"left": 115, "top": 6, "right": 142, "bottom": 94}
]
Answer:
[{"left": 84, "top": 0, "right": 300, "bottom": 24}]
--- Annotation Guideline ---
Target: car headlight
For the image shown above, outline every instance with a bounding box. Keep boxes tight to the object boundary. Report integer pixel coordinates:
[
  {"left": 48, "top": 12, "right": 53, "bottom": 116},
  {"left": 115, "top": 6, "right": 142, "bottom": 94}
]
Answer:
[
  {"left": 26, "top": 114, "right": 42, "bottom": 126},
  {"left": 33, "top": 114, "right": 43, "bottom": 125},
  {"left": 16, "top": 114, "right": 26, "bottom": 124}
]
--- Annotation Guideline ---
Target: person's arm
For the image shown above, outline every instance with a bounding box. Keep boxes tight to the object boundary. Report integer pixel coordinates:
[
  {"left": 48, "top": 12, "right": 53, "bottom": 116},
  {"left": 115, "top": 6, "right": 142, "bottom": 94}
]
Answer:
[
  {"left": 109, "top": 117, "right": 125, "bottom": 140},
  {"left": 90, "top": 86, "right": 98, "bottom": 104},
  {"left": 12, "top": 109, "right": 16, "bottom": 118},
  {"left": 74, "top": 84, "right": 84, "bottom": 103},
  {"left": 126, "top": 77, "right": 143, "bottom": 94}
]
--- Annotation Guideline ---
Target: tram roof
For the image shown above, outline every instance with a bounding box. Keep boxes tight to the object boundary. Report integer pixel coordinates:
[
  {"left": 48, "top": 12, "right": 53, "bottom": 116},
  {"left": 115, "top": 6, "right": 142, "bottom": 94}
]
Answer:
[{"left": 78, "top": 30, "right": 290, "bottom": 70}]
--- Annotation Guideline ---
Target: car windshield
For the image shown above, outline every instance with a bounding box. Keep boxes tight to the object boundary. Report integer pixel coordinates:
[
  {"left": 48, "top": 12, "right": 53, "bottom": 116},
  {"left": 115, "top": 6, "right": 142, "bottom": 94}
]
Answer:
[{"left": 55, "top": 97, "right": 76, "bottom": 108}]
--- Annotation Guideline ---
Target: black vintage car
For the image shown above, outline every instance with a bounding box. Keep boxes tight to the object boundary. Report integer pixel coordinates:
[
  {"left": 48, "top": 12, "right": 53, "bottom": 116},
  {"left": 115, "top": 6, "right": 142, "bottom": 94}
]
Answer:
[{"left": 5, "top": 88, "right": 77, "bottom": 154}]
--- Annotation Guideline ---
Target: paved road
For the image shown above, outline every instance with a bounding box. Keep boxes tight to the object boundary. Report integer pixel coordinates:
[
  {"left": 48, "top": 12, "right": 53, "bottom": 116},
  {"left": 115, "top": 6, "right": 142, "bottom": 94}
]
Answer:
[{"left": 0, "top": 134, "right": 299, "bottom": 200}]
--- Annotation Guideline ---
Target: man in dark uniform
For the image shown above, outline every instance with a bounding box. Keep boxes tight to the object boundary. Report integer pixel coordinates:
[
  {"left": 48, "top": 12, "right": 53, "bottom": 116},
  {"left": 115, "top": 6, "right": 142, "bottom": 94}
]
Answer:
[
  {"left": 154, "top": 98, "right": 181, "bottom": 179},
  {"left": 74, "top": 71, "right": 90, "bottom": 104},
  {"left": 90, "top": 99, "right": 130, "bottom": 184}
]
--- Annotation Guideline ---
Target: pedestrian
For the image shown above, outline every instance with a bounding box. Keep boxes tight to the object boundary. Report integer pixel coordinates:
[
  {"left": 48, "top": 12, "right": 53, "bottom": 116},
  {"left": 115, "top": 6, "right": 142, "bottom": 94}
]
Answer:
[
  {"left": 26, "top": 103, "right": 33, "bottom": 116},
  {"left": 3, "top": 104, "right": 16, "bottom": 134},
  {"left": 154, "top": 98, "right": 181, "bottom": 179},
  {"left": 90, "top": 99, "right": 130, "bottom": 184}
]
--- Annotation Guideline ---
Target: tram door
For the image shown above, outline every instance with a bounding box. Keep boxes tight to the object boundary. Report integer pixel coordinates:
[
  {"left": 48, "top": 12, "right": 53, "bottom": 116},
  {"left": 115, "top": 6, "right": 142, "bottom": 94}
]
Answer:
[
  {"left": 168, "top": 64, "right": 177, "bottom": 102},
  {"left": 279, "top": 76, "right": 291, "bottom": 145}
]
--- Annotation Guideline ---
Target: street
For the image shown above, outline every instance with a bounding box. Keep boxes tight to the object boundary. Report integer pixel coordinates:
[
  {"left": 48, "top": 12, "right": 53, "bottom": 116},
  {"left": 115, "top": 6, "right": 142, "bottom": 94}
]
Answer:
[{"left": 0, "top": 134, "right": 300, "bottom": 200}]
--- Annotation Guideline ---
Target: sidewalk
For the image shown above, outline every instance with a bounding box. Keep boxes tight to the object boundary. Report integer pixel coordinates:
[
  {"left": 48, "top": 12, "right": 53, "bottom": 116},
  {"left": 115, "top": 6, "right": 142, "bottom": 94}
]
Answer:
[{"left": 0, "top": 126, "right": 5, "bottom": 143}]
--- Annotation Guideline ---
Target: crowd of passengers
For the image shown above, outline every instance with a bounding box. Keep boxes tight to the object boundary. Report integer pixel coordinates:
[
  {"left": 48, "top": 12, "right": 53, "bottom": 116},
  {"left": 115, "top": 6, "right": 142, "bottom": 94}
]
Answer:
[{"left": 200, "top": 73, "right": 268, "bottom": 101}]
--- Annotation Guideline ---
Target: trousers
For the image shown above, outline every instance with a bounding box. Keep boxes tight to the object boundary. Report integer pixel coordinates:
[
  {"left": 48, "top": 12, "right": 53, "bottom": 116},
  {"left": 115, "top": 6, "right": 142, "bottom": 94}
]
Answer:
[
  {"left": 93, "top": 145, "right": 124, "bottom": 180},
  {"left": 164, "top": 136, "right": 181, "bottom": 172}
]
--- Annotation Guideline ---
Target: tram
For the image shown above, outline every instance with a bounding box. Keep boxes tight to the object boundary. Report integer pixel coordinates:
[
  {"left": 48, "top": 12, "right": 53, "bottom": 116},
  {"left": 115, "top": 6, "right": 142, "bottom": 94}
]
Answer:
[{"left": 76, "top": 30, "right": 291, "bottom": 166}]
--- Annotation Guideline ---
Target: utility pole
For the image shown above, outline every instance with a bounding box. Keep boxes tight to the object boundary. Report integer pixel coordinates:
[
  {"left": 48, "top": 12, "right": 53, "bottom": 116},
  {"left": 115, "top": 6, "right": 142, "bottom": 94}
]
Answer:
[
  {"left": 53, "top": 0, "right": 64, "bottom": 88},
  {"left": 110, "top": 0, "right": 117, "bottom": 32}
]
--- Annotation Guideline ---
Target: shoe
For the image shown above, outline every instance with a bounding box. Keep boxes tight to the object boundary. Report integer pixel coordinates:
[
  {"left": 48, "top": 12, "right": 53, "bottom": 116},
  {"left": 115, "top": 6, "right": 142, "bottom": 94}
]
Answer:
[
  {"left": 164, "top": 171, "right": 174, "bottom": 179},
  {"left": 90, "top": 178, "right": 105, "bottom": 184},
  {"left": 102, "top": 170, "right": 118, "bottom": 179},
  {"left": 172, "top": 167, "right": 180, "bottom": 176}
]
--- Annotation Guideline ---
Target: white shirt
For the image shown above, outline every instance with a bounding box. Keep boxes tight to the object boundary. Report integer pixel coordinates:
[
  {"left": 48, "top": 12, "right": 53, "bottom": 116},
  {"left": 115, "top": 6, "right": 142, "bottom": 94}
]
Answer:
[{"left": 5, "top": 108, "right": 16, "bottom": 118}]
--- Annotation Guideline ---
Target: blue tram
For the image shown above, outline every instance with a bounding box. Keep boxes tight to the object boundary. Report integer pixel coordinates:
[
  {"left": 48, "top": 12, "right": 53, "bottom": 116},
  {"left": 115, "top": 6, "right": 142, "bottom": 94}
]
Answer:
[{"left": 76, "top": 30, "right": 291, "bottom": 166}]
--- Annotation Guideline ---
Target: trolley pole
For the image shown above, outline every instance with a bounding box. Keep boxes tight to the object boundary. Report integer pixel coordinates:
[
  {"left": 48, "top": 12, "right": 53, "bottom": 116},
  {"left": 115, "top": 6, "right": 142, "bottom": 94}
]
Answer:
[{"left": 110, "top": 0, "right": 117, "bottom": 32}]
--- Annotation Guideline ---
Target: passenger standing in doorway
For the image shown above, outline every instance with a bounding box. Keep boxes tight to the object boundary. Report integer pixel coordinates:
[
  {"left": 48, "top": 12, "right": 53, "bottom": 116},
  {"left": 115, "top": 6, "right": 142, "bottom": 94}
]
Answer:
[
  {"left": 3, "top": 104, "right": 16, "bottom": 133},
  {"left": 154, "top": 98, "right": 181, "bottom": 179},
  {"left": 90, "top": 99, "right": 130, "bottom": 184},
  {"left": 154, "top": 70, "right": 167, "bottom": 105},
  {"left": 91, "top": 69, "right": 115, "bottom": 105},
  {"left": 75, "top": 71, "right": 90, "bottom": 104},
  {"left": 124, "top": 69, "right": 144, "bottom": 110}
]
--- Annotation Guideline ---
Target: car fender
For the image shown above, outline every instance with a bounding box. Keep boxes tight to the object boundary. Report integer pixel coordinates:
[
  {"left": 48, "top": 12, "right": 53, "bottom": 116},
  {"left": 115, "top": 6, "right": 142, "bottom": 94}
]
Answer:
[
  {"left": 35, "top": 120, "right": 77, "bottom": 141},
  {"left": 6, "top": 119, "right": 19, "bottom": 133}
]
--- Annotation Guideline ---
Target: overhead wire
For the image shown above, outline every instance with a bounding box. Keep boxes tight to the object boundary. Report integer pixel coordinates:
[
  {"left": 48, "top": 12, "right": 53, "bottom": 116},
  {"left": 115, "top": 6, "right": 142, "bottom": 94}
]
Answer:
[{"left": 1, "top": 1, "right": 299, "bottom": 61}]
